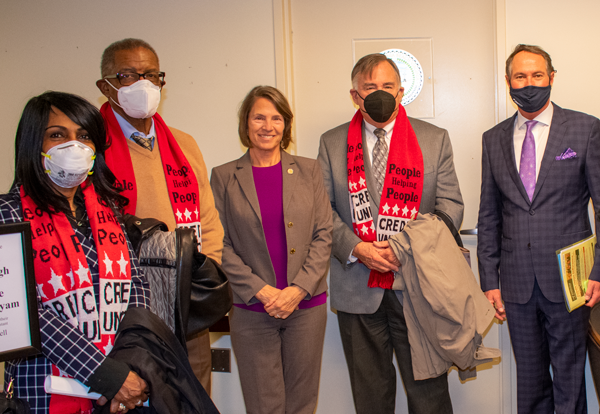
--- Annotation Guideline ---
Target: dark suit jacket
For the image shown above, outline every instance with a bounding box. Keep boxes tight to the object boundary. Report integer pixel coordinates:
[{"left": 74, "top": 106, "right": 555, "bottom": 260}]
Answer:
[
  {"left": 478, "top": 104, "right": 600, "bottom": 304},
  {"left": 318, "top": 117, "right": 464, "bottom": 314},
  {"left": 210, "top": 150, "right": 332, "bottom": 305}
]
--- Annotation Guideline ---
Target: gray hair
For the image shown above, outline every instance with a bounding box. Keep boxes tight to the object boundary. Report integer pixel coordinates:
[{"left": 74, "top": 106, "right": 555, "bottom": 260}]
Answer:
[
  {"left": 351, "top": 53, "right": 401, "bottom": 89},
  {"left": 100, "top": 38, "right": 159, "bottom": 77}
]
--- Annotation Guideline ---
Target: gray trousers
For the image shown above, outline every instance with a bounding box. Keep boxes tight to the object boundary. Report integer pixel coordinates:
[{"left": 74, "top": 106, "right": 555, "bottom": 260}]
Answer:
[
  {"left": 338, "top": 290, "right": 453, "bottom": 414},
  {"left": 230, "top": 304, "right": 327, "bottom": 414}
]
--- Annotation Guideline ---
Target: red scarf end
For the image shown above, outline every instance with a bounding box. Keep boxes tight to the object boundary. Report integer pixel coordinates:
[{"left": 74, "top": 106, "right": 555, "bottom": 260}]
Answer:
[
  {"left": 49, "top": 394, "right": 93, "bottom": 414},
  {"left": 368, "top": 271, "right": 395, "bottom": 289}
]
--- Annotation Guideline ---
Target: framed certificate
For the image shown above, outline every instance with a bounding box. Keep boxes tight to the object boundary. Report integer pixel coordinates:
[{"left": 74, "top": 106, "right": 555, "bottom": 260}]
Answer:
[{"left": 0, "top": 222, "right": 41, "bottom": 361}]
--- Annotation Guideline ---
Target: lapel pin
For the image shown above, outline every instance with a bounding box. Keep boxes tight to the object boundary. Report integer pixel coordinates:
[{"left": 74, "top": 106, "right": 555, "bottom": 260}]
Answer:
[{"left": 288, "top": 169, "right": 294, "bottom": 174}]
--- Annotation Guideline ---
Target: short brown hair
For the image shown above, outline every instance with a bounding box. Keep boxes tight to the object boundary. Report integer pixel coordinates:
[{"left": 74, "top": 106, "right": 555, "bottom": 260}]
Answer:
[
  {"left": 238, "top": 86, "right": 294, "bottom": 150},
  {"left": 506, "top": 44, "right": 555, "bottom": 78},
  {"left": 100, "top": 38, "right": 159, "bottom": 77},
  {"left": 352, "top": 54, "right": 401, "bottom": 88}
]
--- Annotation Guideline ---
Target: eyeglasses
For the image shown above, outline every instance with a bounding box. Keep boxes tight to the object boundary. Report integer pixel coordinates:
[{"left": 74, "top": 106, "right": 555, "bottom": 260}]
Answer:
[{"left": 104, "top": 71, "right": 165, "bottom": 87}]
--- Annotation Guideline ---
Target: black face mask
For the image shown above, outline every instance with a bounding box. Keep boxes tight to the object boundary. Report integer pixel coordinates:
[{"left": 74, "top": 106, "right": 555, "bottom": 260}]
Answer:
[
  {"left": 509, "top": 84, "right": 552, "bottom": 113},
  {"left": 357, "top": 90, "right": 398, "bottom": 123}
]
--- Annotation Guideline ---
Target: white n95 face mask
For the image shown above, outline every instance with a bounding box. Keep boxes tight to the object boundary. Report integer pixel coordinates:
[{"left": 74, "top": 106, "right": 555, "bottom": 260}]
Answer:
[
  {"left": 106, "top": 79, "right": 161, "bottom": 119},
  {"left": 42, "top": 141, "right": 96, "bottom": 188}
]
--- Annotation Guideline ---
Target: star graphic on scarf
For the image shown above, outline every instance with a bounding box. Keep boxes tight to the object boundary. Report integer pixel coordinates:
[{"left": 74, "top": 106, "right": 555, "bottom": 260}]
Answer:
[
  {"left": 75, "top": 260, "right": 91, "bottom": 285},
  {"left": 37, "top": 283, "right": 48, "bottom": 300},
  {"left": 184, "top": 208, "right": 192, "bottom": 221},
  {"left": 382, "top": 203, "right": 390, "bottom": 214},
  {"left": 349, "top": 181, "right": 357, "bottom": 191},
  {"left": 358, "top": 177, "right": 366, "bottom": 188},
  {"left": 410, "top": 207, "right": 418, "bottom": 219},
  {"left": 117, "top": 252, "right": 128, "bottom": 276},
  {"left": 194, "top": 208, "right": 199, "bottom": 219},
  {"left": 361, "top": 225, "right": 369, "bottom": 235},
  {"left": 48, "top": 268, "right": 66, "bottom": 295},
  {"left": 402, "top": 206, "right": 409, "bottom": 217},
  {"left": 176, "top": 209, "right": 183, "bottom": 221},
  {"left": 392, "top": 205, "right": 400, "bottom": 215},
  {"left": 65, "top": 269, "right": 75, "bottom": 289},
  {"left": 103, "top": 253, "right": 114, "bottom": 277},
  {"left": 104, "top": 337, "right": 114, "bottom": 355},
  {"left": 371, "top": 223, "right": 375, "bottom": 232}
]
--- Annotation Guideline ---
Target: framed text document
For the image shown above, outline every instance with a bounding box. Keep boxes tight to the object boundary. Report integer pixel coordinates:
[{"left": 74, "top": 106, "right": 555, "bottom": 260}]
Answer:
[{"left": 0, "top": 222, "right": 41, "bottom": 360}]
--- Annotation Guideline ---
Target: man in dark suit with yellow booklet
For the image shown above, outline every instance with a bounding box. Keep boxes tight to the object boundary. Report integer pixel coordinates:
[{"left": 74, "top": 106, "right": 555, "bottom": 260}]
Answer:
[{"left": 478, "top": 44, "right": 600, "bottom": 414}]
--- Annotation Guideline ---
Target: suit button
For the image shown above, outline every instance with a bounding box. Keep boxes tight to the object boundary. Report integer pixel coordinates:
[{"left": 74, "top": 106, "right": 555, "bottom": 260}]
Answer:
[
  {"left": 290, "top": 248, "right": 296, "bottom": 254},
  {"left": 529, "top": 209, "right": 535, "bottom": 215},
  {"left": 288, "top": 222, "right": 294, "bottom": 228},
  {"left": 528, "top": 243, "right": 531, "bottom": 249}
]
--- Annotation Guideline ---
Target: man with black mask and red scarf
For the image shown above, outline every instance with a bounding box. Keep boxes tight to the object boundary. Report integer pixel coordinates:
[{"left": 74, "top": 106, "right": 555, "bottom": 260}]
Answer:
[
  {"left": 318, "top": 53, "right": 463, "bottom": 414},
  {"left": 478, "top": 44, "right": 600, "bottom": 414},
  {"left": 95, "top": 38, "right": 224, "bottom": 395}
]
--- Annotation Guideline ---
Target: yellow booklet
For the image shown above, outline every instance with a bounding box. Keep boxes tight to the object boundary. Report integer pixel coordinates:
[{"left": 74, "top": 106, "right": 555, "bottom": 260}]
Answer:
[{"left": 556, "top": 234, "right": 596, "bottom": 312}]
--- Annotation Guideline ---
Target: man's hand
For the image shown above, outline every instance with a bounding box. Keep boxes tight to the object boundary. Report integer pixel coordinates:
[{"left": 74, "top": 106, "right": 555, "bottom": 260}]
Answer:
[
  {"left": 353, "top": 242, "right": 399, "bottom": 273},
  {"left": 373, "top": 240, "right": 401, "bottom": 268},
  {"left": 96, "top": 371, "right": 148, "bottom": 413},
  {"left": 484, "top": 289, "right": 506, "bottom": 321},
  {"left": 586, "top": 280, "right": 600, "bottom": 307},
  {"left": 264, "top": 285, "right": 307, "bottom": 319}
]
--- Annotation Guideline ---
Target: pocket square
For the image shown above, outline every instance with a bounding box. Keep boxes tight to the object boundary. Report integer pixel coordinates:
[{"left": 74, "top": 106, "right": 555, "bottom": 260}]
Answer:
[{"left": 556, "top": 148, "right": 577, "bottom": 161}]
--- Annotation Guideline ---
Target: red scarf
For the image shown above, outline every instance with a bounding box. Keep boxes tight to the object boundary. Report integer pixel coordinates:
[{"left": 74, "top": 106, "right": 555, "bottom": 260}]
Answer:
[
  {"left": 100, "top": 103, "right": 202, "bottom": 249},
  {"left": 347, "top": 107, "right": 424, "bottom": 289},
  {"left": 21, "top": 181, "right": 131, "bottom": 413}
]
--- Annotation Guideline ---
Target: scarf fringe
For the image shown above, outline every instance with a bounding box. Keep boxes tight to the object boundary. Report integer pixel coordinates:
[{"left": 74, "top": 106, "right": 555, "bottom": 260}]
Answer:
[{"left": 368, "top": 271, "right": 395, "bottom": 290}]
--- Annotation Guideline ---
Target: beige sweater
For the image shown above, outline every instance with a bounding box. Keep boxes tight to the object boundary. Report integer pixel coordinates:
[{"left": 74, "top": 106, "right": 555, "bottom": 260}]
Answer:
[{"left": 127, "top": 126, "right": 223, "bottom": 263}]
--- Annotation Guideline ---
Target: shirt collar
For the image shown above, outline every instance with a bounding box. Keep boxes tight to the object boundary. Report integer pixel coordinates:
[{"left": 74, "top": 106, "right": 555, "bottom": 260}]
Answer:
[
  {"left": 516, "top": 102, "right": 554, "bottom": 130},
  {"left": 112, "top": 107, "right": 156, "bottom": 139},
  {"left": 364, "top": 119, "right": 396, "bottom": 139}
]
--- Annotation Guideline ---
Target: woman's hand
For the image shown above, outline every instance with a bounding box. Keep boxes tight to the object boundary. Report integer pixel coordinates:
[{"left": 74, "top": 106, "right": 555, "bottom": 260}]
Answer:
[
  {"left": 264, "top": 285, "right": 307, "bottom": 319},
  {"left": 96, "top": 371, "right": 149, "bottom": 413},
  {"left": 255, "top": 285, "right": 282, "bottom": 307}
]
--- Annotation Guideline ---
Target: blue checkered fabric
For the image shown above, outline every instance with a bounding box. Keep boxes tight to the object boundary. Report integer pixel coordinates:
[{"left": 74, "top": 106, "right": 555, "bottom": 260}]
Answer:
[{"left": 0, "top": 186, "right": 150, "bottom": 413}]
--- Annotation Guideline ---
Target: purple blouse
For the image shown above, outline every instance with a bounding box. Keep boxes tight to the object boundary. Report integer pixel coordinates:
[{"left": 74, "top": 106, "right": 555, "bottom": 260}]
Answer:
[{"left": 234, "top": 162, "right": 326, "bottom": 312}]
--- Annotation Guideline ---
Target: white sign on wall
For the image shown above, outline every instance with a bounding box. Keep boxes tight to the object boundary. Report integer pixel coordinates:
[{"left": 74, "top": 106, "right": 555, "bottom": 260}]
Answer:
[{"left": 381, "top": 49, "right": 425, "bottom": 106}]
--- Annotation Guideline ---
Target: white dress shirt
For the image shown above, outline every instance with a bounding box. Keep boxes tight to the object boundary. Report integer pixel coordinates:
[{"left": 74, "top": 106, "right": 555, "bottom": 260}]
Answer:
[
  {"left": 513, "top": 103, "right": 554, "bottom": 180},
  {"left": 113, "top": 108, "right": 157, "bottom": 150},
  {"left": 364, "top": 119, "right": 395, "bottom": 165}
]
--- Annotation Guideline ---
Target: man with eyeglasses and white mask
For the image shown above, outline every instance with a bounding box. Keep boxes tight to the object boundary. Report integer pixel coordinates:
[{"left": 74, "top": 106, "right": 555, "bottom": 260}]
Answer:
[{"left": 96, "top": 38, "right": 224, "bottom": 395}]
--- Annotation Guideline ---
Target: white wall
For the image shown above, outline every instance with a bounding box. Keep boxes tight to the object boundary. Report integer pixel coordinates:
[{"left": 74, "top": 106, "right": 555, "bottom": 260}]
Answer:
[
  {"left": 505, "top": 0, "right": 600, "bottom": 119},
  {"left": 0, "top": 0, "right": 277, "bottom": 192}
]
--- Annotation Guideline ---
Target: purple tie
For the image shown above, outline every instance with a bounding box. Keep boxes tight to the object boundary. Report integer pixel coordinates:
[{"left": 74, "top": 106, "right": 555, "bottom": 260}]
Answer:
[{"left": 519, "top": 120, "right": 538, "bottom": 201}]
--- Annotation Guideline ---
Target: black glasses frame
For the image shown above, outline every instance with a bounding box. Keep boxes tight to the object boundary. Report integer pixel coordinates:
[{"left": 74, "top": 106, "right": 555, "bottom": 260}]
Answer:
[{"left": 104, "top": 71, "right": 166, "bottom": 86}]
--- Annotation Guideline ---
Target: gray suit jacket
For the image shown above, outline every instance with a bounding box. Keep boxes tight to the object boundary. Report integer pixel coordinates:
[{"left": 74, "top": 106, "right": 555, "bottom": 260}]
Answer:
[
  {"left": 478, "top": 104, "right": 600, "bottom": 304},
  {"left": 318, "top": 117, "right": 464, "bottom": 314},
  {"left": 210, "top": 150, "right": 332, "bottom": 305}
]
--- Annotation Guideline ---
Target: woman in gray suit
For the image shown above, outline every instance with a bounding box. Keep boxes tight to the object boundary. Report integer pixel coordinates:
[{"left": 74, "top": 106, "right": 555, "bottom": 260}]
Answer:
[{"left": 210, "top": 86, "right": 332, "bottom": 414}]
